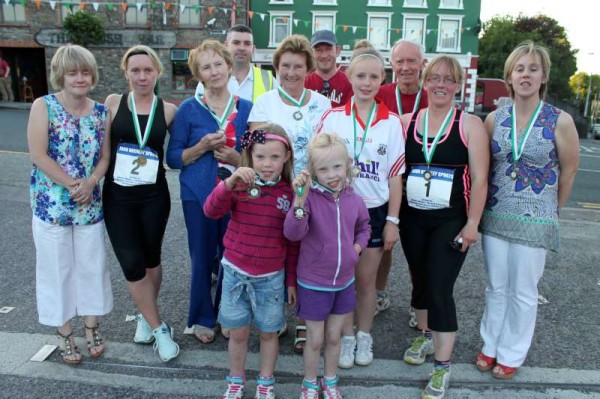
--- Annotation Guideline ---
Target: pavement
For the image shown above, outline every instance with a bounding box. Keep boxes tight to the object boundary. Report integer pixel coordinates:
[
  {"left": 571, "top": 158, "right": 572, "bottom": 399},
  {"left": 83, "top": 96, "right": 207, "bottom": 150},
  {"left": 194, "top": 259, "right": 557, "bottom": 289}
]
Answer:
[{"left": 1, "top": 103, "right": 600, "bottom": 398}]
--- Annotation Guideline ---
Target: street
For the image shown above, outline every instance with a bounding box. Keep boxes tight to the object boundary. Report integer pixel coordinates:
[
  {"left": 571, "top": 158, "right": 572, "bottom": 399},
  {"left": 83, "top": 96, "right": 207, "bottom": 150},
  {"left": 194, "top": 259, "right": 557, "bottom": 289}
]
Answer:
[{"left": 0, "top": 105, "right": 599, "bottom": 398}]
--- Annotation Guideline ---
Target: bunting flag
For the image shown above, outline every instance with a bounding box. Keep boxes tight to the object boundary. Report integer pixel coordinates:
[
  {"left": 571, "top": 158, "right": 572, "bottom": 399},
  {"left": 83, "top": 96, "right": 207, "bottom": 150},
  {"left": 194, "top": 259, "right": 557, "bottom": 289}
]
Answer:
[
  {"left": 120, "top": 1, "right": 126, "bottom": 12},
  {"left": 206, "top": 5, "right": 213, "bottom": 14},
  {"left": 221, "top": 7, "right": 227, "bottom": 14},
  {"left": 258, "top": 12, "right": 265, "bottom": 21},
  {"left": 179, "top": 3, "right": 184, "bottom": 12},
  {"left": 150, "top": 1, "right": 156, "bottom": 8},
  {"left": 352, "top": 26, "right": 358, "bottom": 34},
  {"left": 135, "top": 2, "right": 143, "bottom": 11},
  {"left": 105, "top": 2, "right": 113, "bottom": 10},
  {"left": 3, "top": 0, "right": 9, "bottom": 5},
  {"left": 49, "top": 0, "right": 55, "bottom": 9},
  {"left": 247, "top": 10, "right": 254, "bottom": 19},
  {"left": 164, "top": 1, "right": 171, "bottom": 10},
  {"left": 293, "top": 18, "right": 299, "bottom": 27},
  {"left": 92, "top": 1, "right": 98, "bottom": 10},
  {"left": 342, "top": 25, "right": 348, "bottom": 32},
  {"left": 78, "top": 1, "right": 84, "bottom": 10},
  {"left": 34, "top": 0, "right": 41, "bottom": 8}
]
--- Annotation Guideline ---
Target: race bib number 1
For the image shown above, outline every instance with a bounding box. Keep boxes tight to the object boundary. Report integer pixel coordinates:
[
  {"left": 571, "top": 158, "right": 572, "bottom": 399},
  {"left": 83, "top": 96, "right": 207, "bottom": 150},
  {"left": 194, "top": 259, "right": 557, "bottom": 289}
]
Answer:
[
  {"left": 407, "top": 165, "right": 454, "bottom": 210},
  {"left": 113, "top": 143, "right": 159, "bottom": 187}
]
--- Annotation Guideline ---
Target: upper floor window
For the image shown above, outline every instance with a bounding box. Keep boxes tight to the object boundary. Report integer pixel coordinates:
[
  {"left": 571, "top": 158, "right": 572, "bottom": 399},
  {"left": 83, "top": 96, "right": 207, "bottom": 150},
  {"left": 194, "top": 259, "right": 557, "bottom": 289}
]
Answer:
[
  {"left": 2, "top": 2, "right": 26, "bottom": 23},
  {"left": 402, "top": 14, "right": 427, "bottom": 47},
  {"left": 179, "top": 0, "right": 201, "bottom": 27},
  {"left": 437, "top": 15, "right": 463, "bottom": 52},
  {"left": 269, "top": 11, "right": 293, "bottom": 47},
  {"left": 126, "top": 1, "right": 148, "bottom": 26},
  {"left": 367, "top": 12, "right": 392, "bottom": 50},
  {"left": 312, "top": 11, "right": 336, "bottom": 32},
  {"left": 269, "top": 0, "right": 294, "bottom": 4},
  {"left": 368, "top": 0, "right": 392, "bottom": 6},
  {"left": 439, "top": 0, "right": 462, "bottom": 9},
  {"left": 313, "top": 0, "right": 337, "bottom": 5},
  {"left": 403, "top": 0, "right": 427, "bottom": 7}
]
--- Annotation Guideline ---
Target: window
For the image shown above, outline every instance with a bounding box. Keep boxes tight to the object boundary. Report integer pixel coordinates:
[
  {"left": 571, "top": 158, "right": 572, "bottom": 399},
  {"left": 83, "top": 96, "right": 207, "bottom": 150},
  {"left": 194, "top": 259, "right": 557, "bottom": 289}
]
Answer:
[
  {"left": 269, "top": 12, "right": 293, "bottom": 47},
  {"left": 179, "top": 0, "right": 201, "bottom": 27},
  {"left": 403, "top": 0, "right": 427, "bottom": 7},
  {"left": 269, "top": 0, "right": 293, "bottom": 4},
  {"left": 126, "top": 1, "right": 148, "bottom": 26},
  {"left": 312, "top": 11, "right": 336, "bottom": 32},
  {"left": 367, "top": 12, "right": 392, "bottom": 50},
  {"left": 2, "top": 2, "right": 25, "bottom": 23},
  {"left": 313, "top": 0, "right": 336, "bottom": 4},
  {"left": 439, "top": 0, "right": 462, "bottom": 8},
  {"left": 368, "top": 0, "right": 392, "bottom": 6},
  {"left": 402, "top": 14, "right": 427, "bottom": 47},
  {"left": 437, "top": 15, "right": 463, "bottom": 52}
]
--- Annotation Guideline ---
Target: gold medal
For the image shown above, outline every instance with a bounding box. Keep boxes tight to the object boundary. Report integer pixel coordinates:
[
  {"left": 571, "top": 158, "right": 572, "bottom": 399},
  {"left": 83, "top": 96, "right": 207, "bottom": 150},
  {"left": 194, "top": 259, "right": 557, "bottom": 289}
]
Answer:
[
  {"left": 510, "top": 169, "right": 518, "bottom": 180},
  {"left": 137, "top": 156, "right": 147, "bottom": 166}
]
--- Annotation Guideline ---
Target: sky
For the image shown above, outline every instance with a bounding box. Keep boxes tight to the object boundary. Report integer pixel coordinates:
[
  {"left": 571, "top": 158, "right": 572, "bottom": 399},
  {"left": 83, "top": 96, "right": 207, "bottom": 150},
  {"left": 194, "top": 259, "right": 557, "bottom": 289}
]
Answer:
[{"left": 480, "top": 0, "right": 600, "bottom": 74}]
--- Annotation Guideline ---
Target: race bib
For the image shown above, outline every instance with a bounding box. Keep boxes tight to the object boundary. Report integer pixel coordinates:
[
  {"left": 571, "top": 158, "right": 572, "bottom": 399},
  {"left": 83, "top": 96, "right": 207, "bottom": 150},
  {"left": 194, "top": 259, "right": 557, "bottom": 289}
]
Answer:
[
  {"left": 407, "top": 165, "right": 454, "bottom": 210},
  {"left": 114, "top": 143, "right": 159, "bottom": 187}
]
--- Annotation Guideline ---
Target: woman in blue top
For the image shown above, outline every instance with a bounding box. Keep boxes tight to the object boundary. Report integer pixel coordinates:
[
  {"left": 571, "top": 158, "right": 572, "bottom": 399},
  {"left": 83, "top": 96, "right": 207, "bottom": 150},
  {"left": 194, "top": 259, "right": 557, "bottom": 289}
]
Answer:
[
  {"left": 27, "top": 44, "right": 113, "bottom": 365},
  {"left": 167, "top": 40, "right": 252, "bottom": 344}
]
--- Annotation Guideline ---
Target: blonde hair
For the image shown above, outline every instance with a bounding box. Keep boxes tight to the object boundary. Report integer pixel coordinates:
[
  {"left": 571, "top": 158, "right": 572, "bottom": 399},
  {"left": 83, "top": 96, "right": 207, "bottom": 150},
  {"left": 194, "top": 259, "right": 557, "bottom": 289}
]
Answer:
[
  {"left": 308, "top": 133, "right": 353, "bottom": 185},
  {"left": 504, "top": 40, "right": 551, "bottom": 99},
  {"left": 422, "top": 55, "right": 464, "bottom": 86},
  {"left": 273, "top": 34, "right": 316, "bottom": 73},
  {"left": 120, "top": 45, "right": 164, "bottom": 76},
  {"left": 241, "top": 123, "right": 294, "bottom": 184},
  {"left": 50, "top": 44, "right": 99, "bottom": 90},
  {"left": 346, "top": 45, "right": 385, "bottom": 79},
  {"left": 188, "top": 39, "right": 234, "bottom": 82},
  {"left": 353, "top": 39, "right": 373, "bottom": 50}
]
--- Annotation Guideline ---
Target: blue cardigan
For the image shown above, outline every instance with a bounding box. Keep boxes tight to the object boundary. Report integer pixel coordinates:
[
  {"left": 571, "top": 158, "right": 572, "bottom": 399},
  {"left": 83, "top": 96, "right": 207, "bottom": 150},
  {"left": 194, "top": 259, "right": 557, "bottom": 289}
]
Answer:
[{"left": 167, "top": 96, "right": 252, "bottom": 202}]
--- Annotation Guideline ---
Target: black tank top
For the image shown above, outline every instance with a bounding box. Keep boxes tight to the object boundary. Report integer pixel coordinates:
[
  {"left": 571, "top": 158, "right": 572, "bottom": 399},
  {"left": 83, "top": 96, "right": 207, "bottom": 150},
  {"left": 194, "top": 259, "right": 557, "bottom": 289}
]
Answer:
[
  {"left": 105, "top": 93, "right": 168, "bottom": 191},
  {"left": 401, "top": 109, "right": 470, "bottom": 217}
]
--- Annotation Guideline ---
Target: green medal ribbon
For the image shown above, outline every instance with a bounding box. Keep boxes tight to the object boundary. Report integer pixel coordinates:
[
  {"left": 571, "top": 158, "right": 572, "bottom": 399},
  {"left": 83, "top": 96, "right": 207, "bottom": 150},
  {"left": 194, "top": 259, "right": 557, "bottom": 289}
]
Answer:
[
  {"left": 195, "top": 93, "right": 236, "bottom": 131},
  {"left": 277, "top": 86, "right": 307, "bottom": 109},
  {"left": 254, "top": 175, "right": 281, "bottom": 187},
  {"left": 396, "top": 86, "right": 422, "bottom": 115},
  {"left": 311, "top": 179, "right": 336, "bottom": 194},
  {"left": 295, "top": 185, "right": 305, "bottom": 197},
  {"left": 129, "top": 92, "right": 157, "bottom": 151},
  {"left": 511, "top": 101, "right": 543, "bottom": 163},
  {"left": 422, "top": 107, "right": 455, "bottom": 165},
  {"left": 351, "top": 97, "right": 377, "bottom": 165}
]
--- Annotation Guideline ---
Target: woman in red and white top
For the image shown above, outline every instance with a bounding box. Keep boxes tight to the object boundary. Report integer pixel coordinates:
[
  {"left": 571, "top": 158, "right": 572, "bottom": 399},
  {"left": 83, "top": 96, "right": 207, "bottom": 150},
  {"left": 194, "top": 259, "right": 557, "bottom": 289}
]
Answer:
[{"left": 317, "top": 44, "right": 405, "bottom": 369}]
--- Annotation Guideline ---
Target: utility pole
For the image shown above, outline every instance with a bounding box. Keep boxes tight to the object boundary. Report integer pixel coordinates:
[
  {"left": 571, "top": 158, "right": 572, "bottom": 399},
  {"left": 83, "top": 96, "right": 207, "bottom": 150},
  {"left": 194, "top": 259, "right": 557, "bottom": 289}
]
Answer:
[{"left": 584, "top": 53, "right": 594, "bottom": 118}]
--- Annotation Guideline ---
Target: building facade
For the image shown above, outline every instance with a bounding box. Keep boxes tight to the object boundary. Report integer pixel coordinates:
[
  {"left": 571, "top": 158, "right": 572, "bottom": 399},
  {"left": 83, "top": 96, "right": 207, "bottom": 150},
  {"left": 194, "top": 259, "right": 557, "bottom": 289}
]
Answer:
[
  {"left": 249, "top": 0, "right": 482, "bottom": 111},
  {"left": 0, "top": 0, "right": 249, "bottom": 102}
]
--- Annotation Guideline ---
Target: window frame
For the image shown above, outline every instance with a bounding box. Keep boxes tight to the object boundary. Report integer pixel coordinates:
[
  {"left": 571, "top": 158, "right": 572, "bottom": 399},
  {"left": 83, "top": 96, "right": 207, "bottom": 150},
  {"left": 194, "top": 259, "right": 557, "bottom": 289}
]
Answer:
[
  {"left": 439, "top": 0, "right": 463, "bottom": 9},
  {"left": 178, "top": 0, "right": 201, "bottom": 27},
  {"left": 436, "top": 14, "right": 463, "bottom": 53},
  {"left": 402, "top": 0, "right": 427, "bottom": 8},
  {"left": 268, "top": 0, "right": 294, "bottom": 4},
  {"left": 367, "top": 12, "right": 393, "bottom": 50},
  {"left": 1, "top": 2, "right": 26, "bottom": 24},
  {"left": 125, "top": 1, "right": 148, "bottom": 27},
  {"left": 313, "top": 0, "right": 337, "bottom": 5},
  {"left": 401, "top": 13, "right": 428, "bottom": 48},
  {"left": 311, "top": 10, "right": 337, "bottom": 33},
  {"left": 367, "top": 0, "right": 392, "bottom": 6},
  {"left": 269, "top": 11, "right": 294, "bottom": 48}
]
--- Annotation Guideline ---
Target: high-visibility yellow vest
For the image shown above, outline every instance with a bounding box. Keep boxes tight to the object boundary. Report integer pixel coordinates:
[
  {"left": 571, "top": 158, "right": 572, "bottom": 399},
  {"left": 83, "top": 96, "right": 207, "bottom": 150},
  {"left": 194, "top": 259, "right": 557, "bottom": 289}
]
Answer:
[{"left": 252, "top": 66, "right": 274, "bottom": 103}]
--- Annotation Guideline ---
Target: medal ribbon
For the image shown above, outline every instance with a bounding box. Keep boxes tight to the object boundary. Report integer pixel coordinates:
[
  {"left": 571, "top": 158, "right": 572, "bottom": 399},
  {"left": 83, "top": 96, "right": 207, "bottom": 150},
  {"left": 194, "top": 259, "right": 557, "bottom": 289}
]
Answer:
[
  {"left": 311, "top": 179, "right": 336, "bottom": 194},
  {"left": 395, "top": 86, "right": 422, "bottom": 115},
  {"left": 511, "top": 101, "right": 543, "bottom": 163},
  {"left": 277, "top": 87, "right": 307, "bottom": 111},
  {"left": 254, "top": 175, "right": 281, "bottom": 187},
  {"left": 422, "top": 107, "right": 455, "bottom": 166},
  {"left": 129, "top": 92, "right": 157, "bottom": 150},
  {"left": 195, "top": 93, "right": 236, "bottom": 130},
  {"left": 351, "top": 97, "right": 377, "bottom": 164}
]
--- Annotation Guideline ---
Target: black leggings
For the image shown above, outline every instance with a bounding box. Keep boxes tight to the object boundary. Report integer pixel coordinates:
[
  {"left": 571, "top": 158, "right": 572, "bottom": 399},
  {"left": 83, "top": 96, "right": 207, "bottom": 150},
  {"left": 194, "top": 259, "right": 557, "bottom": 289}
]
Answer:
[
  {"left": 400, "top": 212, "right": 468, "bottom": 332},
  {"left": 103, "top": 184, "right": 171, "bottom": 282}
]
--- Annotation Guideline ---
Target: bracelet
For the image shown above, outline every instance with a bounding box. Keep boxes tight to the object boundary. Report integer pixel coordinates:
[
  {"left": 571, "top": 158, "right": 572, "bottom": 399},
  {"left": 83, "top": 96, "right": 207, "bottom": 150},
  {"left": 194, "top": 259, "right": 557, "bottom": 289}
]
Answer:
[
  {"left": 385, "top": 216, "right": 400, "bottom": 225},
  {"left": 90, "top": 174, "right": 98, "bottom": 185}
]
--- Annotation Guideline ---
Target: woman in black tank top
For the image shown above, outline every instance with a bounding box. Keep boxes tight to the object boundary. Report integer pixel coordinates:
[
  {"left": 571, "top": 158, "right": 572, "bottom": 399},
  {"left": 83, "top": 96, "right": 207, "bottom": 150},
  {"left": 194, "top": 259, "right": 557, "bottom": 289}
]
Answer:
[
  {"left": 398, "top": 55, "right": 489, "bottom": 398},
  {"left": 103, "top": 45, "right": 180, "bottom": 363}
]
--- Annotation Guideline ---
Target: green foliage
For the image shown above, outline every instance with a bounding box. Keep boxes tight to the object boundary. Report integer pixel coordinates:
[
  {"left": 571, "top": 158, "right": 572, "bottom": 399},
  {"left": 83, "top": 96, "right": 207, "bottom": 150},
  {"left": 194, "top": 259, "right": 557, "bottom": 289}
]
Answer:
[
  {"left": 63, "top": 11, "right": 105, "bottom": 47},
  {"left": 479, "top": 15, "right": 578, "bottom": 100}
]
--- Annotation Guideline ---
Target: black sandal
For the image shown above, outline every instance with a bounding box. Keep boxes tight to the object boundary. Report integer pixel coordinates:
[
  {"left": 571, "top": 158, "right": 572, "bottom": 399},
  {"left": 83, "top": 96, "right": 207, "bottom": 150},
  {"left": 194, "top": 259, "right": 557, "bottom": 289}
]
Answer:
[
  {"left": 57, "top": 329, "right": 82, "bottom": 365},
  {"left": 84, "top": 323, "right": 105, "bottom": 358}
]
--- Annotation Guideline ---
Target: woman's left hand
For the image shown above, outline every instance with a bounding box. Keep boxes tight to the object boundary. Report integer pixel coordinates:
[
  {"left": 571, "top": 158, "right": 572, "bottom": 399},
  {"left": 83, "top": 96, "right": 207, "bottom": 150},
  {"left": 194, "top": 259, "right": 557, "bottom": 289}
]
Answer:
[
  {"left": 214, "top": 145, "right": 241, "bottom": 166},
  {"left": 455, "top": 220, "right": 479, "bottom": 252},
  {"left": 70, "top": 178, "right": 95, "bottom": 205},
  {"left": 382, "top": 222, "right": 400, "bottom": 251}
]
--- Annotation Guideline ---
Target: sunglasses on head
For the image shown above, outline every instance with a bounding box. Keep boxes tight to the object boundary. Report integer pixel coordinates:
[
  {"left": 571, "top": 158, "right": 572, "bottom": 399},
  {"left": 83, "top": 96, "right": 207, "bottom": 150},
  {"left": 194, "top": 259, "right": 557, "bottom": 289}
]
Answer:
[{"left": 319, "top": 80, "right": 331, "bottom": 96}]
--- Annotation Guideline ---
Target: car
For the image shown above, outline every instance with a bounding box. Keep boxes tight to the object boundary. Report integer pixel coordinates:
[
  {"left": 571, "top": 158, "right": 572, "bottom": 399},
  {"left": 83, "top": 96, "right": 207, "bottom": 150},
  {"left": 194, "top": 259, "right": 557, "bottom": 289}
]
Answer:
[{"left": 593, "top": 124, "right": 600, "bottom": 140}]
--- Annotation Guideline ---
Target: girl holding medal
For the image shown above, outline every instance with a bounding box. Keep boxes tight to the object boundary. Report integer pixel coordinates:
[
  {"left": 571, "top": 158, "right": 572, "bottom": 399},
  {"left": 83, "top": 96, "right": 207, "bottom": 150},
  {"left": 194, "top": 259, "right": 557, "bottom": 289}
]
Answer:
[
  {"left": 167, "top": 40, "right": 253, "bottom": 345},
  {"left": 478, "top": 41, "right": 579, "bottom": 380},
  {"left": 398, "top": 55, "right": 488, "bottom": 399},
  {"left": 317, "top": 45, "right": 406, "bottom": 369},
  {"left": 284, "top": 133, "right": 371, "bottom": 399},
  {"left": 203, "top": 123, "right": 299, "bottom": 399},
  {"left": 103, "top": 45, "right": 179, "bottom": 362}
]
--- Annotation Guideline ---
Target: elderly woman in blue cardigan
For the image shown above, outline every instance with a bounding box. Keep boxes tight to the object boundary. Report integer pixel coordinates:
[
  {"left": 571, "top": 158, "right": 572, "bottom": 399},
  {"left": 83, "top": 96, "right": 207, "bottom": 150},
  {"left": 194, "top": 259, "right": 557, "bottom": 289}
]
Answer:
[{"left": 167, "top": 40, "right": 252, "bottom": 344}]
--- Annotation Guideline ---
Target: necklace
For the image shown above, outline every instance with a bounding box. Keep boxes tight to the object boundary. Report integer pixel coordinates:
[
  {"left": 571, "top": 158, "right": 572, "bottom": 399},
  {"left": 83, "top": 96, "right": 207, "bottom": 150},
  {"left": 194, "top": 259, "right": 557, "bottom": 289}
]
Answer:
[{"left": 510, "top": 101, "right": 543, "bottom": 180}]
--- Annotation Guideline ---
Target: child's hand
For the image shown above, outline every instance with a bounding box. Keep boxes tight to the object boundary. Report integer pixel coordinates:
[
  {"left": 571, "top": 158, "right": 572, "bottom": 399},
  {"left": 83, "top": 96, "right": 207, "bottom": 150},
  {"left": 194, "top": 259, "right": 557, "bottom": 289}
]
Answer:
[
  {"left": 287, "top": 286, "right": 297, "bottom": 308},
  {"left": 353, "top": 243, "right": 362, "bottom": 255},
  {"left": 225, "top": 166, "right": 255, "bottom": 190},
  {"left": 292, "top": 170, "right": 311, "bottom": 206}
]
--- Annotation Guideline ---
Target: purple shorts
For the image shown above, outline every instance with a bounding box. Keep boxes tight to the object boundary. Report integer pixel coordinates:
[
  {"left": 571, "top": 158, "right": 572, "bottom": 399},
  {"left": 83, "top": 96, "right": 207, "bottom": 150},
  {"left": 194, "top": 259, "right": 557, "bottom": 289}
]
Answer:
[{"left": 296, "top": 283, "right": 356, "bottom": 321}]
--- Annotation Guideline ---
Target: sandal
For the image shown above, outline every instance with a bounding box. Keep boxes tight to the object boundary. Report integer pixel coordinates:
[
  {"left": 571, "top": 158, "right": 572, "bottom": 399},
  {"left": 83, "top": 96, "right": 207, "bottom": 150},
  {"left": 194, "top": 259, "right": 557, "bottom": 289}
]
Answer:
[
  {"left": 194, "top": 325, "right": 215, "bottom": 344},
  {"left": 492, "top": 363, "right": 517, "bottom": 380},
  {"left": 476, "top": 352, "right": 496, "bottom": 372},
  {"left": 221, "top": 326, "right": 231, "bottom": 340},
  {"left": 57, "top": 329, "right": 82, "bottom": 365},
  {"left": 84, "top": 323, "right": 105, "bottom": 358},
  {"left": 293, "top": 325, "right": 307, "bottom": 354}
]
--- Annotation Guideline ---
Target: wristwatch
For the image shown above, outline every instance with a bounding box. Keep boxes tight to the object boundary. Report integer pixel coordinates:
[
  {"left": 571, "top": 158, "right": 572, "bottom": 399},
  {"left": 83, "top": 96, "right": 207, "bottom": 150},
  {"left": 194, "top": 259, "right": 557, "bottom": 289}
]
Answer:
[
  {"left": 385, "top": 216, "right": 400, "bottom": 225},
  {"left": 294, "top": 206, "right": 306, "bottom": 220}
]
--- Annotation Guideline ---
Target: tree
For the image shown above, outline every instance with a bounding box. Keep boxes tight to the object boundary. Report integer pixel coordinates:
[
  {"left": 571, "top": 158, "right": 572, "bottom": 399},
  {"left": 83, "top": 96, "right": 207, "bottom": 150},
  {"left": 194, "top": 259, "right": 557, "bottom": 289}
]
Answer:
[
  {"left": 63, "top": 11, "right": 104, "bottom": 47},
  {"left": 478, "top": 15, "right": 577, "bottom": 100}
]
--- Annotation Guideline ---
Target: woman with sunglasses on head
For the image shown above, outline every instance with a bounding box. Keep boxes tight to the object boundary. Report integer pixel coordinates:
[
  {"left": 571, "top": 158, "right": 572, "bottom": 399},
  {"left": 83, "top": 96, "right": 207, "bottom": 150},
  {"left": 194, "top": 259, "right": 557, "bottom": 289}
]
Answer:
[{"left": 399, "top": 55, "right": 489, "bottom": 399}]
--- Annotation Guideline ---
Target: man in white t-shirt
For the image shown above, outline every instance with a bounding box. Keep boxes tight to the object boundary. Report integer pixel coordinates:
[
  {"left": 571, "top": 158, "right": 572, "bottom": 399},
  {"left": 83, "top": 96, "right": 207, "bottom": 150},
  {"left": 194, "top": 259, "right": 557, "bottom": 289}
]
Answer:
[{"left": 195, "top": 25, "right": 277, "bottom": 103}]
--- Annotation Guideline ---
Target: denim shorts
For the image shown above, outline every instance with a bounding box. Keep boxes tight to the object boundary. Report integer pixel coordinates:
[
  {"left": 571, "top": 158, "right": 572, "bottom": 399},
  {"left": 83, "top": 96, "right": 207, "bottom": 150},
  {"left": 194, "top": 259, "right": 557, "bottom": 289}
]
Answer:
[{"left": 218, "top": 265, "right": 286, "bottom": 333}]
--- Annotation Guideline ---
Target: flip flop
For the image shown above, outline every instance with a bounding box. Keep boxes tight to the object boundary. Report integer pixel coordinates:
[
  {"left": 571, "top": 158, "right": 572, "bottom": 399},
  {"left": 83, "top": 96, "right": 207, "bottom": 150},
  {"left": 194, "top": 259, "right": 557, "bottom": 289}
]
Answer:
[
  {"left": 194, "top": 325, "right": 215, "bottom": 344},
  {"left": 294, "top": 325, "right": 307, "bottom": 354}
]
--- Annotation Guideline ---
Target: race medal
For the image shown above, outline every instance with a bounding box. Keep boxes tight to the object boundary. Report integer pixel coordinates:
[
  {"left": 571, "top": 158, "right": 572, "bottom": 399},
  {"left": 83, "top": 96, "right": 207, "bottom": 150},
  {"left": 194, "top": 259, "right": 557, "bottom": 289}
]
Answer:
[
  {"left": 294, "top": 207, "right": 306, "bottom": 220},
  {"left": 351, "top": 97, "right": 377, "bottom": 180},
  {"left": 510, "top": 168, "right": 518, "bottom": 180},
  {"left": 423, "top": 170, "right": 432, "bottom": 182},
  {"left": 278, "top": 87, "right": 307, "bottom": 123},
  {"left": 353, "top": 165, "right": 361, "bottom": 177},
  {"left": 137, "top": 156, "right": 147, "bottom": 166},
  {"left": 293, "top": 110, "right": 303, "bottom": 121},
  {"left": 248, "top": 186, "right": 260, "bottom": 199},
  {"left": 510, "top": 101, "right": 543, "bottom": 177},
  {"left": 129, "top": 91, "right": 157, "bottom": 163}
]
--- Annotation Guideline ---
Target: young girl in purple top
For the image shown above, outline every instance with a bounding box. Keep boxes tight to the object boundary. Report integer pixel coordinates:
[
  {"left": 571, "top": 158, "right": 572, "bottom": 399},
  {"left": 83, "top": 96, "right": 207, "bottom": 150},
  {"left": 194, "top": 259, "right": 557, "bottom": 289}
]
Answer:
[{"left": 284, "top": 133, "right": 371, "bottom": 399}]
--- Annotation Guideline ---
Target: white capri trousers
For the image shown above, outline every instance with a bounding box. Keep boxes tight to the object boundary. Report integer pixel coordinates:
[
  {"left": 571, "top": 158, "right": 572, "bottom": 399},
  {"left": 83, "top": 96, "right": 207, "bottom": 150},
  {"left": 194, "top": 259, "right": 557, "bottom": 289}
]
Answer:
[
  {"left": 479, "top": 234, "right": 546, "bottom": 367},
  {"left": 32, "top": 216, "right": 113, "bottom": 327}
]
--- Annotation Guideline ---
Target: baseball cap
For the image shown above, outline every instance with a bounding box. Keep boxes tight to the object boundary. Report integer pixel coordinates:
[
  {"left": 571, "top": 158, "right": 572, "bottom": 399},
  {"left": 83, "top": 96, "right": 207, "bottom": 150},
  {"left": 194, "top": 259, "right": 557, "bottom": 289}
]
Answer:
[{"left": 311, "top": 30, "right": 337, "bottom": 47}]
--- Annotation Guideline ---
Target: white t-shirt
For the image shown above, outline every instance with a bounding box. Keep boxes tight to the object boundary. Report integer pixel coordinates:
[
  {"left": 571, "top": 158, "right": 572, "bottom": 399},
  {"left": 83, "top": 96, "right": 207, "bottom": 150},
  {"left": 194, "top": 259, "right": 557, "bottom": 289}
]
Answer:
[
  {"left": 195, "top": 66, "right": 279, "bottom": 103},
  {"left": 249, "top": 89, "right": 331, "bottom": 176},
  {"left": 317, "top": 99, "right": 405, "bottom": 208}
]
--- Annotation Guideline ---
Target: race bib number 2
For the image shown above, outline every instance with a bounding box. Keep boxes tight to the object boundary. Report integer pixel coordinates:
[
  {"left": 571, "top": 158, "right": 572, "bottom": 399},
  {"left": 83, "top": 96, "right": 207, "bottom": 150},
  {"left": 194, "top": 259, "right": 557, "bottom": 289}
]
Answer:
[
  {"left": 407, "top": 165, "right": 454, "bottom": 210},
  {"left": 113, "top": 143, "right": 159, "bottom": 187}
]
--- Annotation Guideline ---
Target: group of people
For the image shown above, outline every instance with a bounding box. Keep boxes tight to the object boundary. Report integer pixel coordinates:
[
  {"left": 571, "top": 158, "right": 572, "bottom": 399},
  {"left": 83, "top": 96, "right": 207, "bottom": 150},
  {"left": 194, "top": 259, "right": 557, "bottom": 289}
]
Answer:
[{"left": 27, "top": 23, "right": 579, "bottom": 399}]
